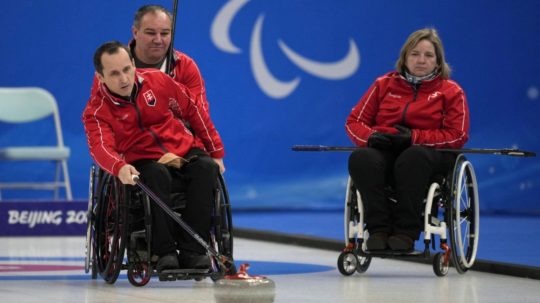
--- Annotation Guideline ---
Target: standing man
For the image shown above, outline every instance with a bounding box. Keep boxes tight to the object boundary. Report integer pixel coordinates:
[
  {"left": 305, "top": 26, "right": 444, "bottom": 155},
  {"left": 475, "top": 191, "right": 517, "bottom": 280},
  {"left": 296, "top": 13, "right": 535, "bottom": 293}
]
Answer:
[
  {"left": 83, "top": 41, "right": 224, "bottom": 272},
  {"left": 130, "top": 4, "right": 211, "bottom": 112}
]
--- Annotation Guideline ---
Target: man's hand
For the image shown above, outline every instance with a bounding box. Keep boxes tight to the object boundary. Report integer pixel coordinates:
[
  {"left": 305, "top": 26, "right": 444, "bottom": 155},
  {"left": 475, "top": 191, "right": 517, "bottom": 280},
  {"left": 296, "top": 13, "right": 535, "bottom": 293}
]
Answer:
[
  {"left": 158, "top": 152, "right": 187, "bottom": 169},
  {"left": 118, "top": 164, "right": 140, "bottom": 185},
  {"left": 213, "top": 158, "right": 225, "bottom": 174}
]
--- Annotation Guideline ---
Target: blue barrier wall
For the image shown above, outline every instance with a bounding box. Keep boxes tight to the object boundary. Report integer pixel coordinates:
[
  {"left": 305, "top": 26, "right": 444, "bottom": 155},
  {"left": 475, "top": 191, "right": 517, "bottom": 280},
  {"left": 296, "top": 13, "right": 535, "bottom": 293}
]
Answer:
[{"left": 1, "top": 0, "right": 539, "bottom": 213}]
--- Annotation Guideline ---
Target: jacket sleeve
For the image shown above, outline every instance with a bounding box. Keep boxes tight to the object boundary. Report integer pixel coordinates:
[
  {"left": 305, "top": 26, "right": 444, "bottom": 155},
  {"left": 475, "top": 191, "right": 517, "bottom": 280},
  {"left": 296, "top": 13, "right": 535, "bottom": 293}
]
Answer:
[
  {"left": 345, "top": 81, "right": 379, "bottom": 147},
  {"left": 169, "top": 80, "right": 225, "bottom": 158},
  {"left": 82, "top": 97, "right": 127, "bottom": 176},
  {"left": 412, "top": 84, "right": 470, "bottom": 148},
  {"left": 174, "top": 53, "right": 210, "bottom": 113}
]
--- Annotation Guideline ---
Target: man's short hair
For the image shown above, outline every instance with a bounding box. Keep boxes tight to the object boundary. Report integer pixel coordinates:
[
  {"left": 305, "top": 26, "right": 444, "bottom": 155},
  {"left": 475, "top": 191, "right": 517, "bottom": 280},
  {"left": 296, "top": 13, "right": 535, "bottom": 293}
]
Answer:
[
  {"left": 133, "top": 5, "right": 173, "bottom": 29},
  {"left": 93, "top": 41, "right": 133, "bottom": 75}
]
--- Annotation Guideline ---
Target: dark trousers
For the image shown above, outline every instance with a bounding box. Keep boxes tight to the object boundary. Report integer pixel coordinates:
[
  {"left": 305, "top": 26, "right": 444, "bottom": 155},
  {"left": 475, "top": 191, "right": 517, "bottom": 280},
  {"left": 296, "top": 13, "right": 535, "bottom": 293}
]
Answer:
[
  {"left": 132, "top": 148, "right": 219, "bottom": 256},
  {"left": 348, "top": 145, "right": 455, "bottom": 240}
]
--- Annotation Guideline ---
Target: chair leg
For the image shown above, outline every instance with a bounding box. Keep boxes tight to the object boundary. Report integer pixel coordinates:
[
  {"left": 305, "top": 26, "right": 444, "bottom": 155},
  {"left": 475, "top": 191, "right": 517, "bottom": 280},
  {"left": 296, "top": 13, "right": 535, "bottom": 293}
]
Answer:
[
  {"left": 54, "top": 161, "right": 61, "bottom": 200},
  {"left": 62, "top": 159, "right": 72, "bottom": 200},
  {"left": 52, "top": 159, "right": 72, "bottom": 200}
]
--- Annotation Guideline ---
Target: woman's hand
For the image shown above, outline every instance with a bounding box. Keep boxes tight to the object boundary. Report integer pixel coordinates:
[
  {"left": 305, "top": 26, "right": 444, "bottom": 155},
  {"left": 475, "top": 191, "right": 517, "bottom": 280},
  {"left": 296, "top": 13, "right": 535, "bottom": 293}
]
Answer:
[
  {"left": 386, "top": 125, "right": 412, "bottom": 151},
  {"left": 367, "top": 132, "right": 393, "bottom": 150}
]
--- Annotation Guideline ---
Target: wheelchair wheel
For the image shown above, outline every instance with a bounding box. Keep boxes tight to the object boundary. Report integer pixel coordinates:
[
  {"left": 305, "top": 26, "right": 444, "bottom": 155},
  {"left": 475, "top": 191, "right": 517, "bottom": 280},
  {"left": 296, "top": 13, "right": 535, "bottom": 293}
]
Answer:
[
  {"left": 433, "top": 252, "right": 449, "bottom": 277},
  {"left": 210, "top": 174, "right": 236, "bottom": 279},
  {"left": 448, "top": 155, "right": 479, "bottom": 274},
  {"left": 85, "top": 165, "right": 97, "bottom": 277},
  {"left": 127, "top": 262, "right": 151, "bottom": 287},
  {"left": 94, "top": 171, "right": 128, "bottom": 284},
  {"left": 356, "top": 255, "right": 372, "bottom": 273},
  {"left": 343, "top": 178, "right": 362, "bottom": 246},
  {"left": 338, "top": 252, "right": 358, "bottom": 276}
]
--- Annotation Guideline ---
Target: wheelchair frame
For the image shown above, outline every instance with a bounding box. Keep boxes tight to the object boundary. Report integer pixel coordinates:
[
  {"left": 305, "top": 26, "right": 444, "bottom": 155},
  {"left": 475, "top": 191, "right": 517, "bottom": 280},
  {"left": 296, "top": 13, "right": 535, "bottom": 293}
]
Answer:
[
  {"left": 84, "top": 165, "right": 235, "bottom": 286},
  {"left": 339, "top": 153, "right": 479, "bottom": 276},
  {"left": 292, "top": 145, "right": 535, "bottom": 277}
]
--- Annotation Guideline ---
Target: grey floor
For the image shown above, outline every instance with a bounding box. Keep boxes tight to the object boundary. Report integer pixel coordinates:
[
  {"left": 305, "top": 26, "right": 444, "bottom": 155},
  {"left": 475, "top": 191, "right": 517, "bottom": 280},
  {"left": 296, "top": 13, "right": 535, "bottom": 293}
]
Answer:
[
  {"left": 233, "top": 211, "right": 540, "bottom": 268},
  {"left": 1, "top": 236, "right": 539, "bottom": 303}
]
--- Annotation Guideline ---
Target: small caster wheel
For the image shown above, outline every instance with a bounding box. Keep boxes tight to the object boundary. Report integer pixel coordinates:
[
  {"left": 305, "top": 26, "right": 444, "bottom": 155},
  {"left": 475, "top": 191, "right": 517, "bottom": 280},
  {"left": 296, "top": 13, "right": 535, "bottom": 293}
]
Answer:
[
  {"left": 128, "top": 262, "right": 151, "bottom": 286},
  {"left": 433, "top": 252, "right": 449, "bottom": 277},
  {"left": 356, "top": 255, "right": 372, "bottom": 273},
  {"left": 337, "top": 252, "right": 358, "bottom": 276}
]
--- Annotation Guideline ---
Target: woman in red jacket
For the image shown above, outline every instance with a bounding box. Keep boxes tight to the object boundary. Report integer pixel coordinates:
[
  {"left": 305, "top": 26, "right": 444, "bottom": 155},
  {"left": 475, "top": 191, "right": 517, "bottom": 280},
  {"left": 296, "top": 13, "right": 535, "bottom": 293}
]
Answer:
[{"left": 346, "top": 28, "right": 470, "bottom": 252}]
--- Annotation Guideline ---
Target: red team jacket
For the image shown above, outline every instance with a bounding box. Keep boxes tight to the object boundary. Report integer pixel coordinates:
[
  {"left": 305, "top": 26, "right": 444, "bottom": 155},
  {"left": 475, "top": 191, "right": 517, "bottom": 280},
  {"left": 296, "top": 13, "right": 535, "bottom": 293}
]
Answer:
[
  {"left": 82, "top": 69, "right": 224, "bottom": 176},
  {"left": 165, "top": 49, "right": 211, "bottom": 113},
  {"left": 91, "top": 45, "right": 211, "bottom": 113},
  {"left": 89, "top": 45, "right": 212, "bottom": 150},
  {"left": 346, "top": 71, "right": 470, "bottom": 149}
]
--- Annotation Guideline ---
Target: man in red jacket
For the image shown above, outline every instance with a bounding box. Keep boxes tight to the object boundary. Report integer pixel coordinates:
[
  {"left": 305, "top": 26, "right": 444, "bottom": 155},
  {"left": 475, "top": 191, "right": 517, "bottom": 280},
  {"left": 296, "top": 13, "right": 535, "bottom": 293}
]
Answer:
[
  {"left": 89, "top": 5, "right": 211, "bottom": 148},
  {"left": 83, "top": 41, "right": 224, "bottom": 272},
  {"left": 131, "top": 4, "right": 211, "bottom": 112}
]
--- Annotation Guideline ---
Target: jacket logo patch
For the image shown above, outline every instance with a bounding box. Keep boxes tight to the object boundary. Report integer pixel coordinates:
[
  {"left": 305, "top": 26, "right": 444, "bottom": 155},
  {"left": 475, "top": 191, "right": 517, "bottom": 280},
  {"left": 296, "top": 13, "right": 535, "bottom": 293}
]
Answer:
[
  {"left": 143, "top": 90, "right": 157, "bottom": 106},
  {"left": 428, "top": 91, "right": 442, "bottom": 101},
  {"left": 388, "top": 92, "right": 402, "bottom": 99},
  {"left": 168, "top": 98, "right": 179, "bottom": 110},
  {"left": 118, "top": 113, "right": 129, "bottom": 121}
]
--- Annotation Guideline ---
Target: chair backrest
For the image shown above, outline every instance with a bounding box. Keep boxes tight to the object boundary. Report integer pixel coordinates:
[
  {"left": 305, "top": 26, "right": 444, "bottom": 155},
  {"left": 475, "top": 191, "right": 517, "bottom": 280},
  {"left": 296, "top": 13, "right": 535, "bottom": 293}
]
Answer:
[
  {"left": 0, "top": 87, "right": 59, "bottom": 122},
  {"left": 0, "top": 87, "right": 65, "bottom": 147}
]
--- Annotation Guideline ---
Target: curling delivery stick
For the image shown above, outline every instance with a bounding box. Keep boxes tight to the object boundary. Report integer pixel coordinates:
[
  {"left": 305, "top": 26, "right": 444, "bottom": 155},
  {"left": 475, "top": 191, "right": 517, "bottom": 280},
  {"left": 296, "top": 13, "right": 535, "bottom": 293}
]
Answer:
[
  {"left": 291, "top": 145, "right": 536, "bottom": 157},
  {"left": 131, "top": 175, "right": 234, "bottom": 270},
  {"left": 165, "top": 0, "right": 179, "bottom": 75}
]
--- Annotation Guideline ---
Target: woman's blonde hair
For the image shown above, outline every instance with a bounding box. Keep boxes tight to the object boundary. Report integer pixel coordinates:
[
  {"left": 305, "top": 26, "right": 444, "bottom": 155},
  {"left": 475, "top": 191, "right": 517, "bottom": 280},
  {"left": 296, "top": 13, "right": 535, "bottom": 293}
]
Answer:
[{"left": 395, "top": 28, "right": 451, "bottom": 79}]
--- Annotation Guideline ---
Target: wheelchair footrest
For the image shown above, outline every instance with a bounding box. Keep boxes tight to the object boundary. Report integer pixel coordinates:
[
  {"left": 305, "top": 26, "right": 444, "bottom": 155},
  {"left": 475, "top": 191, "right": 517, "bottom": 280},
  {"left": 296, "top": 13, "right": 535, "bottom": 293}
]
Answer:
[
  {"left": 362, "top": 250, "right": 423, "bottom": 257},
  {"left": 158, "top": 268, "right": 212, "bottom": 281}
]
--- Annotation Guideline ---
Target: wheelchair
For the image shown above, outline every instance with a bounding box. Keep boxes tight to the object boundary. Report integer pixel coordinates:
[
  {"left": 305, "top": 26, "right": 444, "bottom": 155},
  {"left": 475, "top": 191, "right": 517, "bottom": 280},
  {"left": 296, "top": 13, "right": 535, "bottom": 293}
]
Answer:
[
  {"left": 291, "top": 145, "right": 534, "bottom": 276},
  {"left": 338, "top": 153, "right": 479, "bottom": 276},
  {"left": 84, "top": 164, "right": 235, "bottom": 286}
]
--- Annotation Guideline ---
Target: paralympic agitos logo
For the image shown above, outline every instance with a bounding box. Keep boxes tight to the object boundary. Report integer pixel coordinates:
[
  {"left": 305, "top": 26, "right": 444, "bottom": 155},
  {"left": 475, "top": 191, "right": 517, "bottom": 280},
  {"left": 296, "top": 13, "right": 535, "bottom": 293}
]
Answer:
[{"left": 211, "top": 0, "right": 361, "bottom": 99}]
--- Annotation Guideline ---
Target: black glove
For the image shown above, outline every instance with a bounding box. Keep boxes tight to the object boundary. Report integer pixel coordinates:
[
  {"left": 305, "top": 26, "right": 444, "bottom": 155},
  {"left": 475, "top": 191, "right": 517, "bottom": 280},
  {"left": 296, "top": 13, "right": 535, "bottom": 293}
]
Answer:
[
  {"left": 367, "top": 132, "right": 392, "bottom": 150},
  {"left": 386, "top": 125, "right": 412, "bottom": 151}
]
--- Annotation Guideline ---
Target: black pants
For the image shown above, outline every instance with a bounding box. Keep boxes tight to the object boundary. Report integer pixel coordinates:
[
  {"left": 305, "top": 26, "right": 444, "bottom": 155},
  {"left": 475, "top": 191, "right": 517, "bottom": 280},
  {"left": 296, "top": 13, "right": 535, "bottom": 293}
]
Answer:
[
  {"left": 132, "top": 148, "right": 219, "bottom": 256},
  {"left": 348, "top": 145, "right": 455, "bottom": 240}
]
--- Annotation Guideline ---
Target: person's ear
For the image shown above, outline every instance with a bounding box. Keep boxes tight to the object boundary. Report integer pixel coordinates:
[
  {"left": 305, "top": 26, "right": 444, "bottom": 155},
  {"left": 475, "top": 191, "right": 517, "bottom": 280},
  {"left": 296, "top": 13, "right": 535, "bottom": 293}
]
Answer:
[{"left": 95, "top": 71, "right": 104, "bottom": 83}]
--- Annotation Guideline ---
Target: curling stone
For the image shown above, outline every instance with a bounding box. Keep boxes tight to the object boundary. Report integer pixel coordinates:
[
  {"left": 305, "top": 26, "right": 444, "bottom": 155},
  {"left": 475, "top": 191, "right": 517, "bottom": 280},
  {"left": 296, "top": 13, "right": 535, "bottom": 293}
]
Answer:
[{"left": 214, "top": 263, "right": 276, "bottom": 303}]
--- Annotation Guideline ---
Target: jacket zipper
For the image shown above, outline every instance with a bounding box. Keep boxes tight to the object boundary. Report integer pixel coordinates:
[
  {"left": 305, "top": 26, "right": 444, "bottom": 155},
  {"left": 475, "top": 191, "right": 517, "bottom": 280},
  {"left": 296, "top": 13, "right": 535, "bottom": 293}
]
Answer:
[
  {"left": 401, "top": 84, "right": 419, "bottom": 125},
  {"left": 132, "top": 102, "right": 169, "bottom": 153}
]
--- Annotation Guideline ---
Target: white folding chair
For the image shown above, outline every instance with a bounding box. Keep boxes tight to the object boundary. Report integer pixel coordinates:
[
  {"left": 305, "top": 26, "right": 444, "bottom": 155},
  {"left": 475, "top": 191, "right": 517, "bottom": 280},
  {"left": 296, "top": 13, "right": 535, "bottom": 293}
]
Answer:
[{"left": 0, "top": 87, "right": 72, "bottom": 200}]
